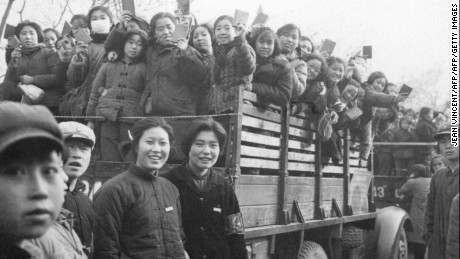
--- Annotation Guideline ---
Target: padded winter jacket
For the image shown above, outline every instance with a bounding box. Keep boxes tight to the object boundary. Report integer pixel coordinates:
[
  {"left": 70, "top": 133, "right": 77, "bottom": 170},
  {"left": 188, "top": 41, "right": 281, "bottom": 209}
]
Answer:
[
  {"left": 251, "top": 55, "right": 294, "bottom": 106},
  {"left": 163, "top": 165, "right": 248, "bottom": 259},
  {"left": 284, "top": 50, "right": 307, "bottom": 99},
  {"left": 93, "top": 164, "right": 186, "bottom": 259}
]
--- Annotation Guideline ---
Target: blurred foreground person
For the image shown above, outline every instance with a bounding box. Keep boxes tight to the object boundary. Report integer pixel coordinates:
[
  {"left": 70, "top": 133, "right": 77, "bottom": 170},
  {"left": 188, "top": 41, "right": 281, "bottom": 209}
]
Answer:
[
  {"left": 0, "top": 102, "right": 66, "bottom": 258},
  {"left": 423, "top": 124, "right": 459, "bottom": 258}
]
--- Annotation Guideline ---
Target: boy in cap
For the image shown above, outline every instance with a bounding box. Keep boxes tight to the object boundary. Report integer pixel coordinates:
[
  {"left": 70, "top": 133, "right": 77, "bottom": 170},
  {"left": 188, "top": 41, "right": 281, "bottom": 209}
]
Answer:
[
  {"left": 58, "top": 121, "right": 95, "bottom": 253},
  {"left": 0, "top": 102, "right": 67, "bottom": 258},
  {"left": 423, "top": 123, "right": 459, "bottom": 259}
]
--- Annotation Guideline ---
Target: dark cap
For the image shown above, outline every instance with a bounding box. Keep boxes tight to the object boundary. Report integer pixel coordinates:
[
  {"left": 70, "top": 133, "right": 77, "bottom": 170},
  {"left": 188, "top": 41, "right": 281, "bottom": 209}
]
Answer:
[
  {"left": 0, "top": 102, "right": 63, "bottom": 154},
  {"left": 434, "top": 123, "right": 456, "bottom": 140}
]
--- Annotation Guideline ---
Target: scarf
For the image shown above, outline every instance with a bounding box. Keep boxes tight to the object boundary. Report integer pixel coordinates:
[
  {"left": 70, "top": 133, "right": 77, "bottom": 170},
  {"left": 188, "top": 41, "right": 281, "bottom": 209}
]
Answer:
[
  {"left": 20, "top": 43, "right": 45, "bottom": 56},
  {"left": 91, "top": 33, "right": 109, "bottom": 43}
]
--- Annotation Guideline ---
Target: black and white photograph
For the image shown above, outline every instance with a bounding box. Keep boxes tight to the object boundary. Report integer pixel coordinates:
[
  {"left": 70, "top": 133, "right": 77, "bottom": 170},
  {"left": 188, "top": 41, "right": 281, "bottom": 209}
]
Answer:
[{"left": 0, "top": 0, "right": 458, "bottom": 258}]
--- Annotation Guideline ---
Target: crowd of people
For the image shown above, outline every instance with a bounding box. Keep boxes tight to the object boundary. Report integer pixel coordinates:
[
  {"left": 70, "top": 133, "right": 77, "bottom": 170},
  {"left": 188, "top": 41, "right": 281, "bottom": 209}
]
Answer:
[{"left": 0, "top": 4, "right": 458, "bottom": 259}]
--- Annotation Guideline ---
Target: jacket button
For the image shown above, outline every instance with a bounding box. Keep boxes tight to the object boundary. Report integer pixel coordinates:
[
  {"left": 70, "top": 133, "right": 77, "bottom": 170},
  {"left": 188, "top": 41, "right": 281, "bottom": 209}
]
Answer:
[
  {"left": 200, "top": 197, "right": 204, "bottom": 201},
  {"left": 200, "top": 226, "right": 205, "bottom": 231}
]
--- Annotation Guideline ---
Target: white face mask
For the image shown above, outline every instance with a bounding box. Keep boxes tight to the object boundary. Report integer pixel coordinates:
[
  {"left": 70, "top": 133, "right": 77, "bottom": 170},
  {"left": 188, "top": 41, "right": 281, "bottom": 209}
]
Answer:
[{"left": 91, "top": 19, "right": 111, "bottom": 34}]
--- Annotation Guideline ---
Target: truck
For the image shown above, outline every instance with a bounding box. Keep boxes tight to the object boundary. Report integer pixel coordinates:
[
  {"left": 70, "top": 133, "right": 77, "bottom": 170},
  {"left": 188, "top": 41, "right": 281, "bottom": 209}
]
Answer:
[{"left": 76, "top": 88, "right": 412, "bottom": 259}]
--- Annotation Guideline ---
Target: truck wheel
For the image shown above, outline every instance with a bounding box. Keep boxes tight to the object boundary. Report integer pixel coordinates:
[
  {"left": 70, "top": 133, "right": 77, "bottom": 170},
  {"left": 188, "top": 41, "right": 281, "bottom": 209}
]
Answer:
[
  {"left": 297, "top": 241, "right": 328, "bottom": 259},
  {"left": 393, "top": 228, "right": 408, "bottom": 259},
  {"left": 342, "top": 226, "right": 364, "bottom": 249}
]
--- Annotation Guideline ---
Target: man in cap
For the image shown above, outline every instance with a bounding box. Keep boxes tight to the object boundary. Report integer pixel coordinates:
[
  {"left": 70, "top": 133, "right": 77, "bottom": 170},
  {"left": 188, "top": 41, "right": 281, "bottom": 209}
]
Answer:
[
  {"left": 423, "top": 123, "right": 459, "bottom": 258},
  {"left": 0, "top": 102, "right": 67, "bottom": 258},
  {"left": 59, "top": 121, "right": 95, "bottom": 253}
]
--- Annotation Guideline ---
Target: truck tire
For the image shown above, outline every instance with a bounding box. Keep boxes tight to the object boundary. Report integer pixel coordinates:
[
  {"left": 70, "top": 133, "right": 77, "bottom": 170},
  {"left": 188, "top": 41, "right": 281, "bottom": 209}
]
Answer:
[
  {"left": 393, "top": 228, "right": 408, "bottom": 259},
  {"left": 297, "top": 241, "right": 328, "bottom": 259},
  {"left": 342, "top": 226, "right": 365, "bottom": 249}
]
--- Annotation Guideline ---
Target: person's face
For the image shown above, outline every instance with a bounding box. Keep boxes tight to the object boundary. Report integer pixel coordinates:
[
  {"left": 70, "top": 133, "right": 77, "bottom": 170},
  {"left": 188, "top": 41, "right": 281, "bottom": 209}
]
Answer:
[
  {"left": 215, "top": 19, "right": 235, "bottom": 45},
  {"left": 278, "top": 29, "right": 299, "bottom": 54},
  {"left": 124, "top": 34, "right": 144, "bottom": 60},
  {"left": 300, "top": 39, "right": 312, "bottom": 54},
  {"left": 91, "top": 10, "right": 110, "bottom": 22},
  {"left": 371, "top": 77, "right": 386, "bottom": 92},
  {"left": 19, "top": 25, "right": 39, "bottom": 48},
  {"left": 0, "top": 151, "right": 64, "bottom": 241},
  {"left": 188, "top": 131, "right": 220, "bottom": 173},
  {"left": 432, "top": 157, "right": 446, "bottom": 172},
  {"left": 44, "top": 31, "right": 57, "bottom": 50},
  {"left": 136, "top": 127, "right": 170, "bottom": 172},
  {"left": 155, "top": 17, "right": 175, "bottom": 46},
  {"left": 306, "top": 59, "right": 322, "bottom": 80},
  {"left": 387, "top": 85, "right": 398, "bottom": 96},
  {"left": 326, "top": 62, "right": 345, "bottom": 84},
  {"left": 71, "top": 18, "right": 89, "bottom": 35},
  {"left": 192, "top": 26, "right": 212, "bottom": 54},
  {"left": 425, "top": 110, "right": 434, "bottom": 121},
  {"left": 400, "top": 120, "right": 410, "bottom": 130},
  {"left": 63, "top": 139, "right": 91, "bottom": 180},
  {"left": 255, "top": 33, "right": 275, "bottom": 58},
  {"left": 438, "top": 135, "right": 459, "bottom": 162},
  {"left": 340, "top": 85, "right": 358, "bottom": 103}
]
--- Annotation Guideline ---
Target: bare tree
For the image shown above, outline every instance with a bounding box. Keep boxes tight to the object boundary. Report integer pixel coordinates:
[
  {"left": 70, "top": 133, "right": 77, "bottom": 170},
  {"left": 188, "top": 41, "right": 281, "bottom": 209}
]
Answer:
[
  {"left": 0, "top": 0, "right": 15, "bottom": 40},
  {"left": 52, "top": 0, "right": 71, "bottom": 29},
  {"left": 17, "top": 0, "right": 27, "bottom": 22}
]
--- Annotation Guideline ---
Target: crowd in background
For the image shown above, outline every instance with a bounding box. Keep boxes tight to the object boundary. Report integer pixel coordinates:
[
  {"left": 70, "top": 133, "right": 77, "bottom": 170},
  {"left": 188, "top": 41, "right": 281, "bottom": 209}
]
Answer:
[{"left": 0, "top": 4, "right": 458, "bottom": 259}]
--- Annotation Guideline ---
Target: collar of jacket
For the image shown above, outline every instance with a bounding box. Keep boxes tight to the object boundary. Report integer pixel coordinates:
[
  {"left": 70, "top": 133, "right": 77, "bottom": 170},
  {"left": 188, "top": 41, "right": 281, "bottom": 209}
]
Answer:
[
  {"left": 129, "top": 163, "right": 159, "bottom": 180},
  {"left": 284, "top": 49, "right": 300, "bottom": 62},
  {"left": 175, "top": 163, "right": 222, "bottom": 191},
  {"left": 67, "top": 178, "right": 86, "bottom": 194},
  {"left": 20, "top": 44, "right": 45, "bottom": 56},
  {"left": 120, "top": 58, "right": 141, "bottom": 66}
]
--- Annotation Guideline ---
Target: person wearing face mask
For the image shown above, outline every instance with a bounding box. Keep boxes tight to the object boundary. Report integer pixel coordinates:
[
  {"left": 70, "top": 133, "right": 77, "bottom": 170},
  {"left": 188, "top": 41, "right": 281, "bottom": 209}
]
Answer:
[
  {"left": 0, "top": 21, "right": 62, "bottom": 114},
  {"left": 57, "top": 6, "right": 114, "bottom": 116},
  {"left": 140, "top": 12, "right": 207, "bottom": 117},
  {"left": 359, "top": 71, "right": 408, "bottom": 165},
  {"left": 276, "top": 24, "right": 308, "bottom": 99},
  {"left": 208, "top": 15, "right": 256, "bottom": 114}
]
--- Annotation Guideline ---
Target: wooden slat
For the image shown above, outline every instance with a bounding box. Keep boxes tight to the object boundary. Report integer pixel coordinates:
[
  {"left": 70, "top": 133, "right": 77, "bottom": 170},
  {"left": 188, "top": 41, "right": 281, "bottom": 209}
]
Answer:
[
  {"left": 242, "top": 116, "right": 281, "bottom": 133},
  {"left": 241, "top": 157, "right": 280, "bottom": 169},
  {"left": 288, "top": 139, "right": 315, "bottom": 152},
  {"left": 289, "top": 126, "right": 316, "bottom": 140},
  {"left": 243, "top": 91, "right": 281, "bottom": 110},
  {"left": 241, "top": 131, "right": 280, "bottom": 147},
  {"left": 238, "top": 185, "right": 279, "bottom": 206},
  {"left": 241, "top": 145, "right": 280, "bottom": 159},
  {"left": 289, "top": 116, "right": 316, "bottom": 131},
  {"left": 287, "top": 162, "right": 315, "bottom": 172},
  {"left": 288, "top": 152, "right": 315, "bottom": 162},
  {"left": 239, "top": 175, "right": 279, "bottom": 185},
  {"left": 242, "top": 105, "right": 281, "bottom": 123}
]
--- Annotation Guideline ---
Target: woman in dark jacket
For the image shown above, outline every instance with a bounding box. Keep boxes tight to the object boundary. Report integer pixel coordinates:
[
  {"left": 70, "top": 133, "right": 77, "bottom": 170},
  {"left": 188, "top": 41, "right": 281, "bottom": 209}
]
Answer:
[
  {"left": 0, "top": 21, "right": 60, "bottom": 114},
  {"left": 140, "top": 12, "right": 207, "bottom": 116},
  {"left": 276, "top": 24, "right": 307, "bottom": 99},
  {"left": 189, "top": 24, "right": 214, "bottom": 115},
  {"left": 164, "top": 118, "right": 248, "bottom": 259},
  {"left": 414, "top": 106, "right": 436, "bottom": 164},
  {"left": 93, "top": 117, "right": 187, "bottom": 258},
  {"left": 249, "top": 27, "right": 293, "bottom": 106}
]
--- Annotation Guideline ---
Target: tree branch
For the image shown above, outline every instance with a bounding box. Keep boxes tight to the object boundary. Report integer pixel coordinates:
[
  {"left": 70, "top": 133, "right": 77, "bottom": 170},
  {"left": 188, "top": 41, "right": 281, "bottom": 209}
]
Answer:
[
  {"left": 53, "top": 0, "right": 71, "bottom": 29},
  {"left": 18, "top": 0, "right": 27, "bottom": 22}
]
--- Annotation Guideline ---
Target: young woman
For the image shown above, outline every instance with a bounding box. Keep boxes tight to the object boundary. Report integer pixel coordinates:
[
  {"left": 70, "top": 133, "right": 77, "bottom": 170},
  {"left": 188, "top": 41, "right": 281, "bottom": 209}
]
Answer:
[
  {"left": 86, "top": 29, "right": 147, "bottom": 161},
  {"left": 164, "top": 118, "right": 248, "bottom": 259},
  {"left": 59, "top": 6, "right": 114, "bottom": 116},
  {"left": 70, "top": 14, "right": 89, "bottom": 37},
  {"left": 0, "top": 21, "right": 62, "bottom": 114},
  {"left": 43, "top": 28, "right": 60, "bottom": 51},
  {"left": 276, "top": 23, "right": 307, "bottom": 99},
  {"left": 93, "top": 117, "right": 188, "bottom": 258},
  {"left": 249, "top": 27, "right": 293, "bottom": 106},
  {"left": 189, "top": 24, "right": 214, "bottom": 114},
  {"left": 208, "top": 15, "right": 256, "bottom": 114},
  {"left": 415, "top": 107, "right": 437, "bottom": 164},
  {"left": 291, "top": 53, "right": 328, "bottom": 116},
  {"left": 430, "top": 154, "right": 450, "bottom": 175},
  {"left": 140, "top": 12, "right": 206, "bottom": 116},
  {"left": 299, "top": 35, "right": 315, "bottom": 55},
  {"left": 397, "top": 164, "right": 431, "bottom": 258}
]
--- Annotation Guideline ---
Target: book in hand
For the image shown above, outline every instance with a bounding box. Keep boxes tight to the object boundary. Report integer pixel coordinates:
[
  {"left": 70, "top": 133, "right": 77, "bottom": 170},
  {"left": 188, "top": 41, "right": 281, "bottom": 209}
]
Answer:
[
  {"left": 399, "top": 84, "right": 412, "bottom": 96},
  {"left": 8, "top": 36, "right": 21, "bottom": 49},
  {"left": 177, "top": 0, "right": 190, "bottom": 15},
  {"left": 344, "top": 106, "right": 363, "bottom": 121},
  {"left": 61, "top": 21, "right": 72, "bottom": 36},
  {"left": 4, "top": 24, "right": 16, "bottom": 39},
  {"left": 171, "top": 24, "right": 189, "bottom": 42},
  {"left": 122, "top": 0, "right": 136, "bottom": 15},
  {"left": 233, "top": 9, "right": 249, "bottom": 26},
  {"left": 252, "top": 13, "right": 269, "bottom": 26},
  {"left": 319, "top": 39, "right": 336, "bottom": 57},
  {"left": 362, "top": 45, "right": 372, "bottom": 59},
  {"left": 74, "top": 29, "right": 92, "bottom": 44}
]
